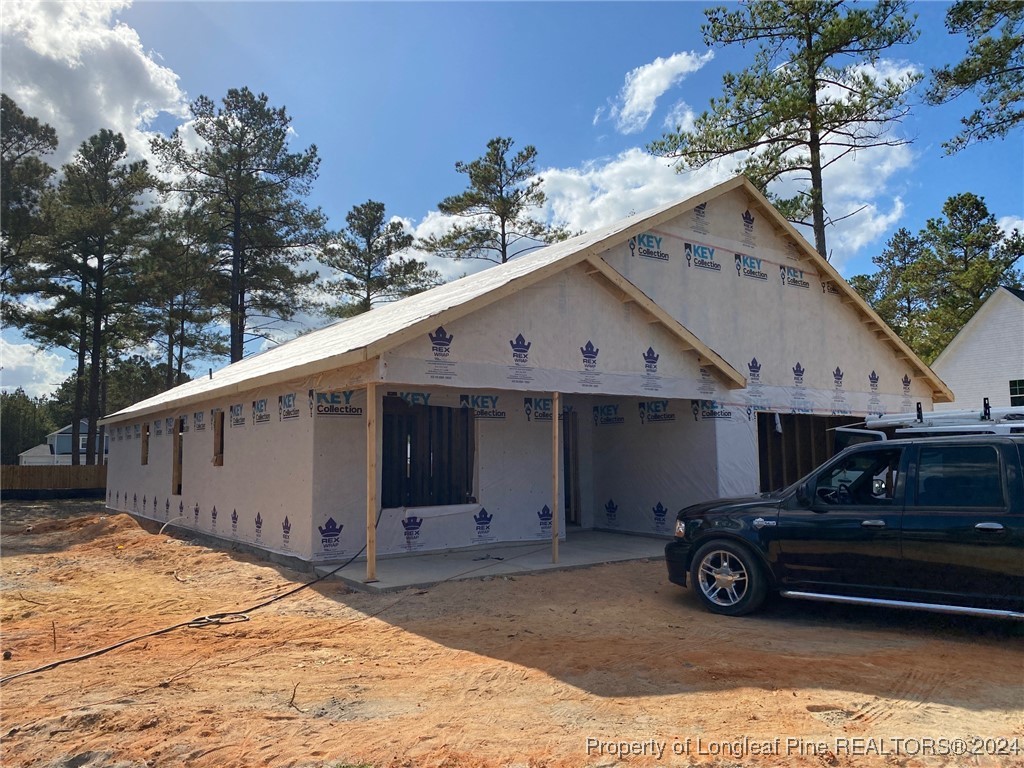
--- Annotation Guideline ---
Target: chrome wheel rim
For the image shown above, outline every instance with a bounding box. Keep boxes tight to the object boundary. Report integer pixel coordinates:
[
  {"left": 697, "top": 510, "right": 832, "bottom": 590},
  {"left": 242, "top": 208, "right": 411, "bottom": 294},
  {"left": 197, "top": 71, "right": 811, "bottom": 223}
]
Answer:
[{"left": 697, "top": 549, "right": 749, "bottom": 607}]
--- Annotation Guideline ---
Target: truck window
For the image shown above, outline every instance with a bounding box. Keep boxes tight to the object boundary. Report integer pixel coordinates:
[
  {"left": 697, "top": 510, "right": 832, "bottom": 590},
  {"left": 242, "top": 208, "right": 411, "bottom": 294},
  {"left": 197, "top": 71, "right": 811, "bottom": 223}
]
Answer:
[{"left": 915, "top": 445, "right": 1004, "bottom": 508}]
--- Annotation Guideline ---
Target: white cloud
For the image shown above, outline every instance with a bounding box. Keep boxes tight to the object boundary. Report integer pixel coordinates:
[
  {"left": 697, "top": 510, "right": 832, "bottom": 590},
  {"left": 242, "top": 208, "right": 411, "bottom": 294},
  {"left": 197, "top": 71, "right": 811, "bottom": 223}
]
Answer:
[
  {"left": 606, "top": 51, "right": 714, "bottom": 135},
  {"left": 538, "top": 148, "right": 735, "bottom": 234},
  {"left": 1, "top": 0, "right": 188, "bottom": 170},
  {"left": 998, "top": 215, "right": 1024, "bottom": 236},
  {"left": 0, "top": 339, "right": 73, "bottom": 398},
  {"left": 663, "top": 101, "right": 696, "bottom": 132}
]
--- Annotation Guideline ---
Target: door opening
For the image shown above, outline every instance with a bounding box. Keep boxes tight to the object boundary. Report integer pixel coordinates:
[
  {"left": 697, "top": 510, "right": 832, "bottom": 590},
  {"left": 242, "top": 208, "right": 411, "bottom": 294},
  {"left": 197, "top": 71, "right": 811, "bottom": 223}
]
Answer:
[{"left": 562, "top": 409, "right": 581, "bottom": 525}]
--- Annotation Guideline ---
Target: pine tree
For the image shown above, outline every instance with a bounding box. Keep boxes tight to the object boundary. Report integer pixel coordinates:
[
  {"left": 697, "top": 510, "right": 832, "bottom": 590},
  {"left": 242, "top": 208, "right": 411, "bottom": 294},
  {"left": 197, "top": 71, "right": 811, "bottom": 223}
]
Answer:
[
  {"left": 419, "top": 137, "right": 570, "bottom": 265},
  {"left": 321, "top": 200, "right": 441, "bottom": 317},
  {"left": 649, "top": 0, "right": 919, "bottom": 259},
  {"left": 151, "top": 87, "right": 326, "bottom": 361}
]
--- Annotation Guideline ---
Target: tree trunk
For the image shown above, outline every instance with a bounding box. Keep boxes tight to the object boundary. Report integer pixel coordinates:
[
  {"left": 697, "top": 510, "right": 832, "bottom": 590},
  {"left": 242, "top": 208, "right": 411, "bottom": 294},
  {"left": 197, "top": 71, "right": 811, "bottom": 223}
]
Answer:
[
  {"left": 86, "top": 246, "right": 104, "bottom": 465},
  {"left": 804, "top": 22, "right": 828, "bottom": 260},
  {"left": 230, "top": 199, "right": 244, "bottom": 362},
  {"left": 71, "top": 319, "right": 87, "bottom": 467}
]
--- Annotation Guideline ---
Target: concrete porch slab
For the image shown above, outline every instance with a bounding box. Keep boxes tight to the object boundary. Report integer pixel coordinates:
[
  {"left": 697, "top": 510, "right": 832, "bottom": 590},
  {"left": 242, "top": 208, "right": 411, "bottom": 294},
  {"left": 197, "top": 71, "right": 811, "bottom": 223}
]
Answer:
[{"left": 315, "top": 530, "right": 669, "bottom": 592}]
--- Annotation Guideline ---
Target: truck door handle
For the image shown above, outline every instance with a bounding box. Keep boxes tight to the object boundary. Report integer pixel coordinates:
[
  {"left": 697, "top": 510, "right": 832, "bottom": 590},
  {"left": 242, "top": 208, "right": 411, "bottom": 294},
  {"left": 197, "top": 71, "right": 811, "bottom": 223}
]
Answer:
[
  {"left": 861, "top": 519, "right": 886, "bottom": 528},
  {"left": 975, "top": 522, "right": 1005, "bottom": 532}
]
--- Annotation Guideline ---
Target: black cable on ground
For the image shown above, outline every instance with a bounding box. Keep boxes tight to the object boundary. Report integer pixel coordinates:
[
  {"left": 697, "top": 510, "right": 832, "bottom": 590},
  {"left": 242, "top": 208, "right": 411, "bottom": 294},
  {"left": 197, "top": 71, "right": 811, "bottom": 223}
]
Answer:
[{"left": 0, "top": 511, "right": 550, "bottom": 686}]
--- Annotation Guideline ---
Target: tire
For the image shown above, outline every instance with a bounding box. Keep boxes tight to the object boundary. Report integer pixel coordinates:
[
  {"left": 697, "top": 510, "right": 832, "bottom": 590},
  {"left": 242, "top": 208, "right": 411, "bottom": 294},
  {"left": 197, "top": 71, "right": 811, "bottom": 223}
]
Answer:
[{"left": 689, "top": 539, "right": 768, "bottom": 616}]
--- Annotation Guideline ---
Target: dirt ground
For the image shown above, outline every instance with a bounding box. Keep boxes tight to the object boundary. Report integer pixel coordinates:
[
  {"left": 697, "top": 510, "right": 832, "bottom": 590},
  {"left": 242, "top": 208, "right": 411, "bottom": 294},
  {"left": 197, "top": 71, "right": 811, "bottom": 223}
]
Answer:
[{"left": 1, "top": 500, "right": 1022, "bottom": 768}]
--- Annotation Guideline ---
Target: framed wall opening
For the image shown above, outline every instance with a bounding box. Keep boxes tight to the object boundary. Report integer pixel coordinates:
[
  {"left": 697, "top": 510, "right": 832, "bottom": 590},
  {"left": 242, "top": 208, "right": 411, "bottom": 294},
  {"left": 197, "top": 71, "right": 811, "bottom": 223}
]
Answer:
[
  {"left": 757, "top": 412, "right": 861, "bottom": 492},
  {"left": 381, "top": 396, "right": 475, "bottom": 508},
  {"left": 171, "top": 416, "right": 185, "bottom": 495}
]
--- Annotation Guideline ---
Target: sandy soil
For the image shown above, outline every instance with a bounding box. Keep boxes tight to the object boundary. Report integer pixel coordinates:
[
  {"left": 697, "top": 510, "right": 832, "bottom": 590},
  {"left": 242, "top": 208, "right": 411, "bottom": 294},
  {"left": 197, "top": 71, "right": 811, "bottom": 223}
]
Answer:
[{"left": 1, "top": 499, "right": 1022, "bottom": 768}]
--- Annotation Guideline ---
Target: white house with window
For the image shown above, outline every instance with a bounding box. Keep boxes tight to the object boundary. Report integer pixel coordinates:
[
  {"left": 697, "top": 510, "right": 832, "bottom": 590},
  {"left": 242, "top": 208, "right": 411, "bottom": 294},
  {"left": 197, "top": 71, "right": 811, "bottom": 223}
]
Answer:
[
  {"left": 101, "top": 177, "right": 950, "bottom": 579},
  {"left": 931, "top": 286, "right": 1024, "bottom": 410}
]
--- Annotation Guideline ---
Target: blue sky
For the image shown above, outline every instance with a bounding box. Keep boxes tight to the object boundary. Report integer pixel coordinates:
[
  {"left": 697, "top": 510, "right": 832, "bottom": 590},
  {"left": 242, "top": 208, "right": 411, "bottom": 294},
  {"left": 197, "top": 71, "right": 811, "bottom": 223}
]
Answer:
[{"left": 2, "top": 0, "right": 1021, "bottom": 397}]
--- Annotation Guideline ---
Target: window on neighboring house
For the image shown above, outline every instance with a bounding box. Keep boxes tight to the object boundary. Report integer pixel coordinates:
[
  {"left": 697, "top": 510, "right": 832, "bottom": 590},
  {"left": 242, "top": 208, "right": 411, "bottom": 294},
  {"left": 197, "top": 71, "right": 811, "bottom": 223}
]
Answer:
[
  {"left": 79, "top": 435, "right": 88, "bottom": 451},
  {"left": 381, "top": 397, "right": 475, "bottom": 508},
  {"left": 172, "top": 416, "right": 185, "bottom": 495},
  {"left": 141, "top": 423, "right": 150, "bottom": 465},
  {"left": 213, "top": 410, "right": 225, "bottom": 467},
  {"left": 1010, "top": 380, "right": 1024, "bottom": 407}
]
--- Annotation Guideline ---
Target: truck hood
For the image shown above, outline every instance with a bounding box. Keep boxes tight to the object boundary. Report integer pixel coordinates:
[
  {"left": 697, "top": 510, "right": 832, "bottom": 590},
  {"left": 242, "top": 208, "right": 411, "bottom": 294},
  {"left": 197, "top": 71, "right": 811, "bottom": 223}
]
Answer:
[{"left": 678, "top": 493, "right": 782, "bottom": 520}]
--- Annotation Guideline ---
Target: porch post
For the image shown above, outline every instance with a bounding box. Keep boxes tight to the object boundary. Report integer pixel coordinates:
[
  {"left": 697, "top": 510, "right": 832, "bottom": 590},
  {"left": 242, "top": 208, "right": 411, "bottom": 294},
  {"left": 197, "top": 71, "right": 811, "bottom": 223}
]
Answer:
[
  {"left": 551, "top": 390, "right": 561, "bottom": 564},
  {"left": 365, "top": 381, "right": 378, "bottom": 582}
]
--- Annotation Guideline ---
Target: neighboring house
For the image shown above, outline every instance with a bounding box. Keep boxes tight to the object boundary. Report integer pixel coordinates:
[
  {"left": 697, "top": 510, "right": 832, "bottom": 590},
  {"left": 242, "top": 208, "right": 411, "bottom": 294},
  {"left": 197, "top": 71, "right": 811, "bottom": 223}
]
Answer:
[
  {"left": 101, "top": 176, "right": 950, "bottom": 576},
  {"left": 17, "top": 421, "right": 110, "bottom": 466},
  {"left": 931, "top": 286, "right": 1024, "bottom": 411}
]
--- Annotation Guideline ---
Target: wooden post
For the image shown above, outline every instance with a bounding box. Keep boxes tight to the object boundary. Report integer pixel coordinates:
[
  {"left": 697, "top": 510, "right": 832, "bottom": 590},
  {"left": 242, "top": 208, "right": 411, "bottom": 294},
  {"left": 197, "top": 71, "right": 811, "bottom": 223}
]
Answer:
[
  {"left": 366, "top": 381, "right": 378, "bottom": 582},
  {"left": 551, "top": 390, "right": 561, "bottom": 564}
]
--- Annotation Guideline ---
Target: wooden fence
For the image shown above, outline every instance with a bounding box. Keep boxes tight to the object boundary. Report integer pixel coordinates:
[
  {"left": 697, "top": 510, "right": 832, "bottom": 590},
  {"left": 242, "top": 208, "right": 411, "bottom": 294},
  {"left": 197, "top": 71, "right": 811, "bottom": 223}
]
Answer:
[{"left": 1, "top": 464, "right": 107, "bottom": 492}]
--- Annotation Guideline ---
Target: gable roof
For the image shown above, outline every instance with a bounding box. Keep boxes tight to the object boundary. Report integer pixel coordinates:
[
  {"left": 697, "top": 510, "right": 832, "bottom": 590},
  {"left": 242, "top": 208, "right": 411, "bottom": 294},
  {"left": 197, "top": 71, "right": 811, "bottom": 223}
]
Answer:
[
  {"left": 932, "top": 285, "right": 1024, "bottom": 370},
  {"left": 103, "top": 175, "right": 951, "bottom": 424},
  {"left": 1004, "top": 286, "right": 1024, "bottom": 303}
]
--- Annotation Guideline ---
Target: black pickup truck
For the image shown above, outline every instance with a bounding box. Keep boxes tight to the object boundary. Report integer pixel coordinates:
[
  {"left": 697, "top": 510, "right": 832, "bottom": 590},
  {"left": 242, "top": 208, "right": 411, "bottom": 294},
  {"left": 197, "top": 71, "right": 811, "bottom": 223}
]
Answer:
[{"left": 665, "top": 435, "right": 1024, "bottom": 619}]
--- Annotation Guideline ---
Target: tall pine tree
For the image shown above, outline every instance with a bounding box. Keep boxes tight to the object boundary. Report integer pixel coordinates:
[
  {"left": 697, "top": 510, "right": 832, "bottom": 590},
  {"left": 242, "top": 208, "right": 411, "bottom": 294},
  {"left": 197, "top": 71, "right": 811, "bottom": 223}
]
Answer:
[
  {"left": 151, "top": 87, "right": 326, "bottom": 361},
  {"left": 419, "top": 137, "right": 569, "bottom": 265},
  {"left": 649, "top": 0, "right": 919, "bottom": 259},
  {"left": 321, "top": 200, "right": 441, "bottom": 317}
]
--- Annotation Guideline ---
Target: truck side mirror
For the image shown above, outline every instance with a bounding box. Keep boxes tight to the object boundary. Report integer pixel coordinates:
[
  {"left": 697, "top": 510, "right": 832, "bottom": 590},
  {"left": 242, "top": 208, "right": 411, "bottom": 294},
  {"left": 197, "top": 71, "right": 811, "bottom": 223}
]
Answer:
[{"left": 796, "top": 481, "right": 812, "bottom": 507}]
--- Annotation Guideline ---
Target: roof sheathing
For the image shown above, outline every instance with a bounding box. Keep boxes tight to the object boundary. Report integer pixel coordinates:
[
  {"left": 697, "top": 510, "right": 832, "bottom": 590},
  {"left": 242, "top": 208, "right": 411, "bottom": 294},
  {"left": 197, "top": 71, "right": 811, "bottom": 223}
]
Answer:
[
  {"left": 102, "top": 185, "right": 729, "bottom": 425},
  {"left": 103, "top": 176, "right": 949, "bottom": 422}
]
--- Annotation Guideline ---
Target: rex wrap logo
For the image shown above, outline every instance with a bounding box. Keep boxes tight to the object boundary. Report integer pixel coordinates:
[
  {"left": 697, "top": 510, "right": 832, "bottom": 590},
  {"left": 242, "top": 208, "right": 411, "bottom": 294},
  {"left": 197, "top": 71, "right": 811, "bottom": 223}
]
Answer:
[
  {"left": 793, "top": 362, "right": 806, "bottom": 386},
  {"left": 402, "top": 516, "right": 423, "bottom": 547},
  {"left": 642, "top": 346, "right": 659, "bottom": 374},
  {"left": 319, "top": 517, "right": 343, "bottom": 551},
  {"left": 429, "top": 326, "right": 454, "bottom": 359},
  {"left": 231, "top": 509, "right": 238, "bottom": 535},
  {"left": 628, "top": 232, "right": 670, "bottom": 261},
  {"left": 693, "top": 202, "right": 707, "bottom": 220},
  {"left": 282, "top": 516, "right": 291, "bottom": 548},
  {"left": 580, "top": 340, "right": 599, "bottom": 371},
  {"left": 735, "top": 253, "right": 768, "bottom": 281},
  {"left": 869, "top": 371, "right": 880, "bottom": 391},
  {"left": 780, "top": 265, "right": 811, "bottom": 289},
  {"left": 473, "top": 508, "right": 494, "bottom": 541},
  {"left": 653, "top": 502, "right": 670, "bottom": 531},
  {"left": 638, "top": 400, "right": 675, "bottom": 424},
  {"left": 741, "top": 209, "right": 755, "bottom": 235},
  {"left": 833, "top": 367, "right": 844, "bottom": 389},
  {"left": 460, "top": 393, "right": 506, "bottom": 420},
  {"left": 902, "top": 374, "right": 912, "bottom": 395},
  {"left": 510, "top": 333, "right": 531, "bottom": 366},
  {"left": 537, "top": 505, "right": 553, "bottom": 532},
  {"left": 748, "top": 357, "right": 762, "bottom": 384},
  {"left": 604, "top": 499, "right": 618, "bottom": 524},
  {"left": 523, "top": 397, "right": 553, "bottom": 422},
  {"left": 315, "top": 391, "right": 363, "bottom": 417},
  {"left": 684, "top": 241, "right": 721, "bottom": 271},
  {"left": 254, "top": 511, "right": 263, "bottom": 541},
  {"left": 211, "top": 505, "right": 218, "bottom": 531},
  {"left": 593, "top": 403, "right": 624, "bottom": 426}
]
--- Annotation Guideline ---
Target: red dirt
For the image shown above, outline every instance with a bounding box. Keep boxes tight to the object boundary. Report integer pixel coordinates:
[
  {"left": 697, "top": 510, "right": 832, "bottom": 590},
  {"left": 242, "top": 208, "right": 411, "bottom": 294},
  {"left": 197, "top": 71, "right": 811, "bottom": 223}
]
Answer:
[{"left": 1, "top": 499, "right": 1021, "bottom": 768}]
